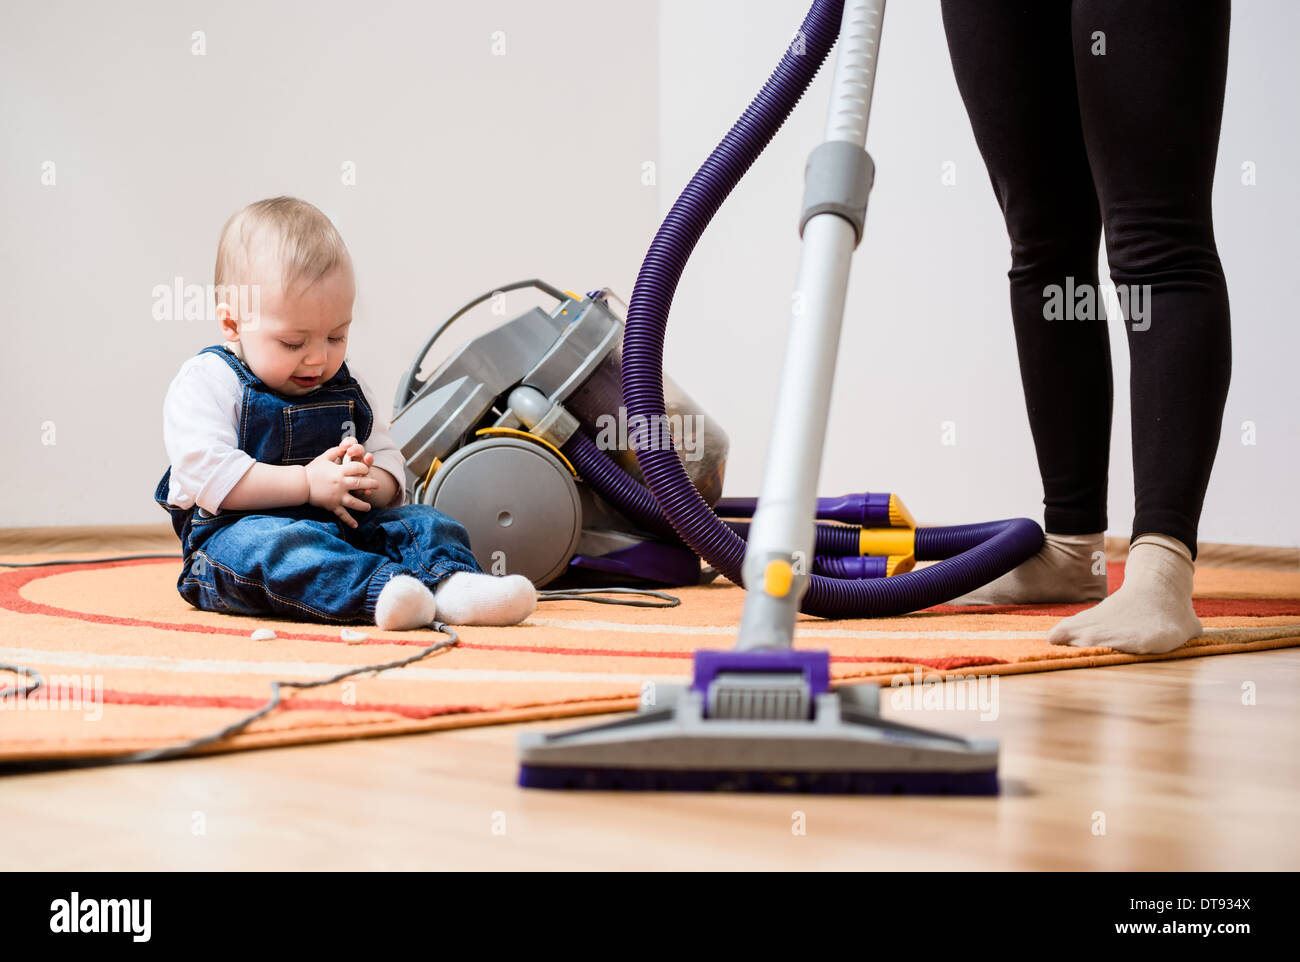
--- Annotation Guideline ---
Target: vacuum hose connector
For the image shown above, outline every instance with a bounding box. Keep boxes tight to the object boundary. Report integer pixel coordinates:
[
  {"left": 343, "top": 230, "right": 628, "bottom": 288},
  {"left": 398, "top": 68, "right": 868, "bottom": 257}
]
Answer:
[{"left": 507, "top": 386, "right": 580, "bottom": 449}]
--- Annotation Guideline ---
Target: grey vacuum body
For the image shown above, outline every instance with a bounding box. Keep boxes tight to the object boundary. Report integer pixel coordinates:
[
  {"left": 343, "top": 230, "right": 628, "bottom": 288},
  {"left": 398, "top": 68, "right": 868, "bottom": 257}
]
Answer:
[{"left": 388, "top": 282, "right": 729, "bottom": 588}]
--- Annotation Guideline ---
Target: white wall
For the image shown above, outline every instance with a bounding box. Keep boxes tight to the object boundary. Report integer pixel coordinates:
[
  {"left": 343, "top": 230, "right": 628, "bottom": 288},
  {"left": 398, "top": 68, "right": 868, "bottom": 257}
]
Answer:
[
  {"left": 658, "top": 0, "right": 1300, "bottom": 547},
  {"left": 0, "top": 0, "right": 658, "bottom": 526},
  {"left": 3, "top": 0, "right": 1296, "bottom": 549}
]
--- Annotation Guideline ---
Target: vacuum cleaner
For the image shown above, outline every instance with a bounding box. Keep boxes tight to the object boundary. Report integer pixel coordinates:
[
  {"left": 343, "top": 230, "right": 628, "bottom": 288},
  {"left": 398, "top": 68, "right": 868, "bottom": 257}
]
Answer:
[
  {"left": 389, "top": 280, "right": 731, "bottom": 589},
  {"left": 390, "top": 284, "right": 1038, "bottom": 599},
  {"left": 390, "top": 0, "right": 1044, "bottom": 793}
]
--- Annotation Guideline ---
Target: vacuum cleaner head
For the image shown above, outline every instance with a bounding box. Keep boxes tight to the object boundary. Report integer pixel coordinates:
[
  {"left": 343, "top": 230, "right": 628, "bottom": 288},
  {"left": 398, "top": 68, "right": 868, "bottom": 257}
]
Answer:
[{"left": 518, "top": 650, "right": 999, "bottom": 794}]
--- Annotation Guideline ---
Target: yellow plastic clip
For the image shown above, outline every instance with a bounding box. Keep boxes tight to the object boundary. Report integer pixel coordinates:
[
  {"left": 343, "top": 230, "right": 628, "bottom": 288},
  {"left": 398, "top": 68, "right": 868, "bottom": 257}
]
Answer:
[
  {"left": 885, "top": 554, "right": 916, "bottom": 577},
  {"left": 763, "top": 559, "right": 794, "bottom": 598},
  {"left": 887, "top": 493, "right": 916, "bottom": 529},
  {"left": 420, "top": 456, "right": 443, "bottom": 493},
  {"left": 859, "top": 526, "right": 916, "bottom": 558},
  {"left": 561, "top": 289, "right": 586, "bottom": 316}
]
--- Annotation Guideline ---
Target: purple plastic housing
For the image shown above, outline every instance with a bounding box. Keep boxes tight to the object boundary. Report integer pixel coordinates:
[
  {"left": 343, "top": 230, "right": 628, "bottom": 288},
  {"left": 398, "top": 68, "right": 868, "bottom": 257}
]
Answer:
[
  {"left": 715, "top": 492, "right": 893, "bottom": 527},
  {"left": 691, "top": 649, "right": 831, "bottom": 709}
]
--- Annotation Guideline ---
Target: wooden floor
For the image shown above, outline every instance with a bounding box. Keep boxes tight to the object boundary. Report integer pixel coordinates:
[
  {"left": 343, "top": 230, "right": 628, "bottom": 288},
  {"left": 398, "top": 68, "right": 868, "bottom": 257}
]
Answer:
[{"left": 3, "top": 646, "right": 1296, "bottom": 870}]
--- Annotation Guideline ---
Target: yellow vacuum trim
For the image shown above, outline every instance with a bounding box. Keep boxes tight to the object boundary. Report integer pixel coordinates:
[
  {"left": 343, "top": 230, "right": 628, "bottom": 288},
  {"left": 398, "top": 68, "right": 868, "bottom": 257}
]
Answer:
[
  {"left": 858, "top": 526, "right": 916, "bottom": 557},
  {"left": 888, "top": 493, "right": 915, "bottom": 529},
  {"left": 763, "top": 558, "right": 794, "bottom": 597},
  {"left": 886, "top": 554, "right": 916, "bottom": 577},
  {"left": 473, "top": 427, "right": 578, "bottom": 477}
]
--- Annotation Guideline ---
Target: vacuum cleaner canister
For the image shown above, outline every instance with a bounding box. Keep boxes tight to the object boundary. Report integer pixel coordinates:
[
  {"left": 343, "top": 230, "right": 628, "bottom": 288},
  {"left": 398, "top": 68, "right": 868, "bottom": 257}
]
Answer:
[{"left": 388, "top": 283, "right": 730, "bottom": 588}]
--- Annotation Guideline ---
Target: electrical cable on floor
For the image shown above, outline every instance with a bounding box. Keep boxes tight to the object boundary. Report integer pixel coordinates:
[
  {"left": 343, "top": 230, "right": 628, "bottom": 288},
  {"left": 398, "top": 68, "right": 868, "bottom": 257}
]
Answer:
[
  {"left": 0, "top": 553, "right": 680, "bottom": 771},
  {"left": 0, "top": 662, "right": 41, "bottom": 701},
  {"left": 0, "top": 624, "right": 461, "bottom": 772},
  {"left": 536, "top": 586, "right": 680, "bottom": 608}
]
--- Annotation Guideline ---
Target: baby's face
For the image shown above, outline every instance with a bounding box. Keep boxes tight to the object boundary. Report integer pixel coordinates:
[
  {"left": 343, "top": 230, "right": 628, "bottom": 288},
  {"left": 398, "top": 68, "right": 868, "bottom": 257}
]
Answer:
[{"left": 220, "top": 252, "right": 355, "bottom": 397}]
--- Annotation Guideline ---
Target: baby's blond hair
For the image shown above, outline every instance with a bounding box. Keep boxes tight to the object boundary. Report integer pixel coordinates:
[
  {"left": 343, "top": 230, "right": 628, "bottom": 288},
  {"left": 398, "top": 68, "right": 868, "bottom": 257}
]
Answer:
[{"left": 214, "top": 196, "right": 350, "bottom": 306}]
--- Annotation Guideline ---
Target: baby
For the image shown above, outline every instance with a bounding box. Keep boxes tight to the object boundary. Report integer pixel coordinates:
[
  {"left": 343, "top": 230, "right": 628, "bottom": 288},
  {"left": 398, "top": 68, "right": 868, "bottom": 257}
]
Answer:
[{"left": 153, "top": 196, "right": 536, "bottom": 630}]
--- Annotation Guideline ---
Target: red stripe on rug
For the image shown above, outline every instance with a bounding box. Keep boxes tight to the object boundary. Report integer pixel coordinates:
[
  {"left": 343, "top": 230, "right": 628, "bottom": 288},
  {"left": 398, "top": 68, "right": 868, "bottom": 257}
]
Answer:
[
  {"left": 857, "top": 656, "right": 1007, "bottom": 670},
  {"left": 4, "top": 560, "right": 1291, "bottom": 667},
  {"left": 84, "top": 663, "right": 1006, "bottom": 722},
  {"left": 923, "top": 561, "right": 1300, "bottom": 616},
  {"left": 924, "top": 598, "right": 1300, "bottom": 617},
  {"left": 97, "top": 688, "right": 485, "bottom": 720},
  {"left": 0, "top": 560, "right": 1010, "bottom": 666},
  {"left": 0, "top": 559, "right": 437, "bottom": 645}
]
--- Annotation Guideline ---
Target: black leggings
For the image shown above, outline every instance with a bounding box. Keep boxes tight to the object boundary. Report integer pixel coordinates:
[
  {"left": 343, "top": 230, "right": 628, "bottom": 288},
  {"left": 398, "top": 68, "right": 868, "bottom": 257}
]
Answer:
[{"left": 940, "top": 0, "right": 1232, "bottom": 558}]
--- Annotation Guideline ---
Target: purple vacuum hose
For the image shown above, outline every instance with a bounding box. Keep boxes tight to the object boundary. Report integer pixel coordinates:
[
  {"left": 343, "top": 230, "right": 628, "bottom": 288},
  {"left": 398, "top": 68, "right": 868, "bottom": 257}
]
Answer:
[
  {"left": 719, "top": 503, "right": 1030, "bottom": 560},
  {"left": 725, "top": 519, "right": 860, "bottom": 557},
  {"left": 612, "top": 0, "right": 1043, "bottom": 617},
  {"left": 561, "top": 430, "right": 682, "bottom": 544}
]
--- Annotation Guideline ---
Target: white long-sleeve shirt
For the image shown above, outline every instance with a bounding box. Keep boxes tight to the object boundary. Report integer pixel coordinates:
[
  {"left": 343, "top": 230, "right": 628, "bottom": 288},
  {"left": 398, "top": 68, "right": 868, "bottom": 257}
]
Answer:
[{"left": 162, "top": 349, "right": 409, "bottom": 515}]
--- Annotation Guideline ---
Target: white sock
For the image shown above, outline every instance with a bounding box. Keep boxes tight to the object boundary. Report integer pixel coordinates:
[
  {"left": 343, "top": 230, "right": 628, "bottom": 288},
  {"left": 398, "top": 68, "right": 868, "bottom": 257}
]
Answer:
[
  {"left": 1048, "top": 533, "right": 1202, "bottom": 654},
  {"left": 433, "top": 572, "right": 536, "bottom": 626},
  {"left": 373, "top": 574, "right": 438, "bottom": 630},
  {"left": 948, "top": 531, "right": 1108, "bottom": 605}
]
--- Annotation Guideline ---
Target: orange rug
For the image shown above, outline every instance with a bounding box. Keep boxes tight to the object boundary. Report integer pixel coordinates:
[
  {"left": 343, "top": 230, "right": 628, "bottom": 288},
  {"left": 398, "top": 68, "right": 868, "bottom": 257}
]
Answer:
[{"left": 1, "top": 555, "right": 1298, "bottom": 762}]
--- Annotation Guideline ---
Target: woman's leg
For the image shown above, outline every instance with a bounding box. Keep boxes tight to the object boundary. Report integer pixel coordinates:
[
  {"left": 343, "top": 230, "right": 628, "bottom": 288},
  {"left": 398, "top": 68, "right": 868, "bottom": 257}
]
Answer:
[
  {"left": 1049, "top": 0, "right": 1232, "bottom": 653},
  {"left": 940, "top": 0, "right": 1111, "bottom": 603},
  {"left": 1073, "top": 0, "right": 1232, "bottom": 553}
]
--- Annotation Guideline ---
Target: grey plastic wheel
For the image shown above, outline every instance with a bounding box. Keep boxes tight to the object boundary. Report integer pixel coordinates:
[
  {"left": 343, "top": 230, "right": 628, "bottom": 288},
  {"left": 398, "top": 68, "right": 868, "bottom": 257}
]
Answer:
[{"left": 422, "top": 436, "right": 583, "bottom": 586}]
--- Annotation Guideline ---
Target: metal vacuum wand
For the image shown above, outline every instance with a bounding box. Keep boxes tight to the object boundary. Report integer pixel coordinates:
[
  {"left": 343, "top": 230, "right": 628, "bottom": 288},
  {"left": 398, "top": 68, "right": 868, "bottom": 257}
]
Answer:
[{"left": 736, "top": 0, "right": 885, "bottom": 651}]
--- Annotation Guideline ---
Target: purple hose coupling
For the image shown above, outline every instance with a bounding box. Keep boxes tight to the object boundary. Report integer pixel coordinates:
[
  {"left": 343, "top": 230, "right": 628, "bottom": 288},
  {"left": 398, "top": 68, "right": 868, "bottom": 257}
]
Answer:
[
  {"left": 716, "top": 491, "right": 895, "bottom": 527},
  {"left": 813, "top": 555, "right": 889, "bottom": 579},
  {"left": 816, "top": 492, "right": 894, "bottom": 526}
]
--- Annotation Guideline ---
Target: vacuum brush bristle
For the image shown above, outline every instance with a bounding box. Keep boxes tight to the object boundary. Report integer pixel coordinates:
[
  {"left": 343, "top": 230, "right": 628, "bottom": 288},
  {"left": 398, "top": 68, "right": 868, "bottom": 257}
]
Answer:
[{"left": 519, "top": 764, "right": 998, "bottom": 795}]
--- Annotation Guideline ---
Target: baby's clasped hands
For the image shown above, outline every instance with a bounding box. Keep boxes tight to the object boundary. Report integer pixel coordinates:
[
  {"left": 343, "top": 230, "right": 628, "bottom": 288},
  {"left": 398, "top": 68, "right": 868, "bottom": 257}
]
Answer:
[{"left": 304, "top": 439, "right": 379, "bottom": 528}]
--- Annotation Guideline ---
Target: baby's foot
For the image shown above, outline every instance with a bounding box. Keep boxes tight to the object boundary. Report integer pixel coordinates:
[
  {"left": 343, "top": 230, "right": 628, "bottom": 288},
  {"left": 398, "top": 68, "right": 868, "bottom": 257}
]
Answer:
[
  {"left": 374, "top": 574, "right": 438, "bottom": 630},
  {"left": 1048, "top": 533, "right": 1201, "bottom": 654},
  {"left": 948, "top": 532, "right": 1107, "bottom": 605},
  {"left": 433, "top": 572, "right": 536, "bottom": 626}
]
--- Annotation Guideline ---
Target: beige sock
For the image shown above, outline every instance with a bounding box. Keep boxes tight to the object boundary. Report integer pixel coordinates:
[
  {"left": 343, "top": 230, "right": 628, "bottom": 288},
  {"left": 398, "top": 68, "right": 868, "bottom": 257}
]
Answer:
[
  {"left": 1047, "top": 533, "right": 1202, "bottom": 654},
  {"left": 948, "top": 532, "right": 1108, "bottom": 605}
]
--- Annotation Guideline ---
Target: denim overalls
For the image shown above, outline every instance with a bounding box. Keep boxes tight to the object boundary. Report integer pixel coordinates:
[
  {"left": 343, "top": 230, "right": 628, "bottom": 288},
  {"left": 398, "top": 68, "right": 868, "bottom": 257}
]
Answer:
[{"left": 153, "top": 344, "right": 480, "bottom": 624}]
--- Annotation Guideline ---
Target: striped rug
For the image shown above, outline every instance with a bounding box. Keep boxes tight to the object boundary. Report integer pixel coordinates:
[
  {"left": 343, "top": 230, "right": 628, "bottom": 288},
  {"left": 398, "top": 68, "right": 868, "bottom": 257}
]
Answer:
[{"left": 1, "top": 555, "right": 1298, "bottom": 761}]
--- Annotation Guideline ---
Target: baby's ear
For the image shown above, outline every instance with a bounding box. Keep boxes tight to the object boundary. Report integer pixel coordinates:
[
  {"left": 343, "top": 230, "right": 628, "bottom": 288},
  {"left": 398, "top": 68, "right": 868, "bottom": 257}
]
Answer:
[{"left": 216, "top": 302, "right": 238, "bottom": 334}]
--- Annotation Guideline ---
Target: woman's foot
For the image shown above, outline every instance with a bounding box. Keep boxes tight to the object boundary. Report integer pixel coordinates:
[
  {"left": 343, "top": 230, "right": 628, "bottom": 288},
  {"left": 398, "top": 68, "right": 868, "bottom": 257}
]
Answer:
[
  {"left": 949, "top": 531, "right": 1108, "bottom": 605},
  {"left": 1048, "top": 533, "right": 1202, "bottom": 654},
  {"left": 433, "top": 572, "right": 536, "bottom": 626},
  {"left": 373, "top": 574, "right": 438, "bottom": 630}
]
